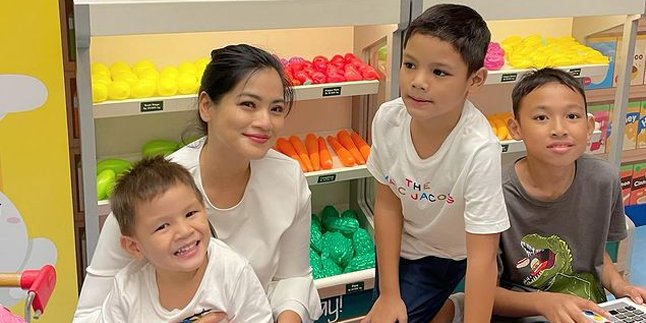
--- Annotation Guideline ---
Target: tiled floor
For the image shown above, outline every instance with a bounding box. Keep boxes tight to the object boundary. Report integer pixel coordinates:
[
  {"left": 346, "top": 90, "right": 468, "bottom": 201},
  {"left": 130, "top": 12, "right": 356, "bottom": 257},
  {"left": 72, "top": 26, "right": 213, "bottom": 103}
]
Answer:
[{"left": 630, "top": 225, "right": 646, "bottom": 287}]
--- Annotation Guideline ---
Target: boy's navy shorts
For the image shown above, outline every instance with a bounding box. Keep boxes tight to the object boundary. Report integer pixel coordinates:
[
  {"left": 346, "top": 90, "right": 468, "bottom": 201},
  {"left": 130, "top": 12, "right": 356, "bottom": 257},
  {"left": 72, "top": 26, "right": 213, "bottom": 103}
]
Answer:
[{"left": 372, "top": 255, "right": 467, "bottom": 322}]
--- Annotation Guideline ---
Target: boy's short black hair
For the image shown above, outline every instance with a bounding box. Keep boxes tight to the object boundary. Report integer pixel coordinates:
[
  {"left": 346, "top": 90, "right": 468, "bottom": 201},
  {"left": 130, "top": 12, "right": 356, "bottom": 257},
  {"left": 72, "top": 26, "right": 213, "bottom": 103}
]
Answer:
[
  {"left": 111, "top": 156, "right": 203, "bottom": 236},
  {"left": 404, "top": 4, "right": 491, "bottom": 75},
  {"left": 512, "top": 68, "right": 587, "bottom": 118}
]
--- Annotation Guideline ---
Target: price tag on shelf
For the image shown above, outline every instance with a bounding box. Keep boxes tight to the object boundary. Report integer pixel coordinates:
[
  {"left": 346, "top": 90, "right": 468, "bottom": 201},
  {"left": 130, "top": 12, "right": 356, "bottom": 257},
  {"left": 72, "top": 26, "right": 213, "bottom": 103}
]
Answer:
[
  {"left": 317, "top": 174, "right": 337, "bottom": 184},
  {"left": 500, "top": 73, "right": 518, "bottom": 83},
  {"left": 322, "top": 86, "right": 342, "bottom": 97},
  {"left": 140, "top": 101, "right": 164, "bottom": 113},
  {"left": 346, "top": 281, "right": 365, "bottom": 294},
  {"left": 568, "top": 68, "right": 582, "bottom": 77}
]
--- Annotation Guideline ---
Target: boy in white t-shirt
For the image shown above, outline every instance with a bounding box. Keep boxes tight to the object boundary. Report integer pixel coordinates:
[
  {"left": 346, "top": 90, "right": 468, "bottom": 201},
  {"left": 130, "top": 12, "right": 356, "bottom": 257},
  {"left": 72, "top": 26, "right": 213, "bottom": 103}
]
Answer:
[
  {"left": 363, "top": 4, "right": 510, "bottom": 323},
  {"left": 100, "top": 156, "right": 272, "bottom": 323}
]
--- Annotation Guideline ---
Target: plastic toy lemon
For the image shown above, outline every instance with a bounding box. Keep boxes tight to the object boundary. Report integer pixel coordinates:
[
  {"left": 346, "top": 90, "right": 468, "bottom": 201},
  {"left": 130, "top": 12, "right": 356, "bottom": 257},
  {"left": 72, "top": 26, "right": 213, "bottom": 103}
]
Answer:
[
  {"left": 110, "top": 61, "right": 131, "bottom": 76},
  {"left": 586, "top": 54, "right": 609, "bottom": 64},
  {"left": 91, "top": 63, "right": 111, "bottom": 78},
  {"left": 160, "top": 66, "right": 179, "bottom": 80},
  {"left": 92, "top": 83, "right": 108, "bottom": 103},
  {"left": 92, "top": 74, "right": 111, "bottom": 87},
  {"left": 177, "top": 73, "right": 198, "bottom": 95},
  {"left": 138, "top": 69, "right": 159, "bottom": 82},
  {"left": 522, "top": 34, "right": 543, "bottom": 46},
  {"left": 108, "top": 80, "right": 131, "bottom": 100},
  {"left": 530, "top": 53, "right": 549, "bottom": 68},
  {"left": 195, "top": 57, "right": 210, "bottom": 76},
  {"left": 158, "top": 78, "right": 178, "bottom": 96},
  {"left": 509, "top": 57, "right": 533, "bottom": 69},
  {"left": 502, "top": 35, "right": 522, "bottom": 47},
  {"left": 133, "top": 60, "right": 156, "bottom": 75},
  {"left": 112, "top": 71, "right": 138, "bottom": 86},
  {"left": 549, "top": 55, "right": 573, "bottom": 67},
  {"left": 131, "top": 79, "right": 157, "bottom": 98},
  {"left": 178, "top": 61, "right": 197, "bottom": 76}
]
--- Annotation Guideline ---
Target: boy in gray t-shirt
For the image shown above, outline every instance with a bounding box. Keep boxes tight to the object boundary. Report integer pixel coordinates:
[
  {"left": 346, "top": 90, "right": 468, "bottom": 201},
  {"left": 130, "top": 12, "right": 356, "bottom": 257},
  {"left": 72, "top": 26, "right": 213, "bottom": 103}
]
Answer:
[{"left": 492, "top": 68, "right": 646, "bottom": 322}]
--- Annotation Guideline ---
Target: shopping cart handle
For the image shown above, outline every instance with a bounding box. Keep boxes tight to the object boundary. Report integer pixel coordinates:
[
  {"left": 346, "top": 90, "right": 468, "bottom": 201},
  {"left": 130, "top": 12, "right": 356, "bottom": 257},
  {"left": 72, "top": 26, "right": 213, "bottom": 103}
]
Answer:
[{"left": 20, "top": 265, "right": 56, "bottom": 314}]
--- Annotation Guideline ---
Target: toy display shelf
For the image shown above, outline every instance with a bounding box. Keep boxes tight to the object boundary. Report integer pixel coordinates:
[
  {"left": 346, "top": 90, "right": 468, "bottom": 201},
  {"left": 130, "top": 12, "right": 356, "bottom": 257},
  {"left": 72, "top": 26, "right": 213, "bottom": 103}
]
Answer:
[
  {"left": 485, "top": 64, "right": 608, "bottom": 86},
  {"left": 93, "top": 80, "right": 380, "bottom": 119},
  {"left": 315, "top": 207, "right": 375, "bottom": 323},
  {"left": 289, "top": 128, "right": 369, "bottom": 186},
  {"left": 73, "top": 0, "right": 406, "bottom": 37},
  {"left": 501, "top": 129, "right": 602, "bottom": 154},
  {"left": 416, "top": 0, "right": 644, "bottom": 20},
  {"left": 587, "top": 84, "right": 646, "bottom": 103}
]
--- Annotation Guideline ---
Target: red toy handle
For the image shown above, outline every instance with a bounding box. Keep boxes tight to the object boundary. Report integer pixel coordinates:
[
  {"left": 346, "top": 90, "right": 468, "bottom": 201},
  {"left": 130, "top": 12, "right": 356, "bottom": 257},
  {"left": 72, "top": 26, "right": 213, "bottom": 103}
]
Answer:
[{"left": 20, "top": 265, "right": 57, "bottom": 314}]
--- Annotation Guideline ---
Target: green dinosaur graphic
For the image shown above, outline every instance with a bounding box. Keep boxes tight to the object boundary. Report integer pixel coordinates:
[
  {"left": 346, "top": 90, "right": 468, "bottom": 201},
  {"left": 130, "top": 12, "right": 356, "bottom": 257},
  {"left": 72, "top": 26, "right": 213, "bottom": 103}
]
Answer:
[{"left": 518, "top": 234, "right": 605, "bottom": 302}]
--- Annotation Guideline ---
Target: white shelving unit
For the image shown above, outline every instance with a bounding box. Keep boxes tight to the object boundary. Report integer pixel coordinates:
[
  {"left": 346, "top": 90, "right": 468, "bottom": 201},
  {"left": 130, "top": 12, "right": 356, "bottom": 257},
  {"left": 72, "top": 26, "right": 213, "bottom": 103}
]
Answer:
[
  {"left": 75, "top": 0, "right": 409, "bottom": 258},
  {"left": 412, "top": 0, "right": 644, "bottom": 169},
  {"left": 93, "top": 80, "right": 379, "bottom": 118},
  {"left": 485, "top": 64, "right": 608, "bottom": 85},
  {"left": 75, "top": 1, "right": 409, "bottom": 320}
]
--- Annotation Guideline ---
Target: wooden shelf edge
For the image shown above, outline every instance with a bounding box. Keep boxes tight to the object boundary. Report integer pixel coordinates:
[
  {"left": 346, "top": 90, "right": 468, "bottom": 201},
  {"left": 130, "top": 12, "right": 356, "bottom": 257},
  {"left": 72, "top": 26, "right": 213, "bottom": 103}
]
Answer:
[
  {"left": 587, "top": 85, "right": 646, "bottom": 103},
  {"left": 621, "top": 148, "right": 646, "bottom": 164}
]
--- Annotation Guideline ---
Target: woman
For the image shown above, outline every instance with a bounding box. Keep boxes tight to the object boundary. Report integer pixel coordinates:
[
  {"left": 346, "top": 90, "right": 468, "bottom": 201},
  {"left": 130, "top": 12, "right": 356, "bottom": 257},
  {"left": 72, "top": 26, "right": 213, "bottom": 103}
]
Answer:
[{"left": 74, "top": 44, "right": 321, "bottom": 323}]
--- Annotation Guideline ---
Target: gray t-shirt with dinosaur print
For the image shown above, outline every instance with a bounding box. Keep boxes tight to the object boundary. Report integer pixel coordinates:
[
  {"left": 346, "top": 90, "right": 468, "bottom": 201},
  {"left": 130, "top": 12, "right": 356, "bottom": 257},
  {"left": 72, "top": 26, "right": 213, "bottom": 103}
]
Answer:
[{"left": 498, "top": 155, "right": 627, "bottom": 303}]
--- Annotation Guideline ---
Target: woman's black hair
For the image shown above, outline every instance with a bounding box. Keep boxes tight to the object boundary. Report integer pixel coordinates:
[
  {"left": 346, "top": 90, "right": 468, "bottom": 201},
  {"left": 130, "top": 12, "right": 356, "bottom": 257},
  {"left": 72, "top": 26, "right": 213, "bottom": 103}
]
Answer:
[{"left": 183, "top": 44, "right": 293, "bottom": 143}]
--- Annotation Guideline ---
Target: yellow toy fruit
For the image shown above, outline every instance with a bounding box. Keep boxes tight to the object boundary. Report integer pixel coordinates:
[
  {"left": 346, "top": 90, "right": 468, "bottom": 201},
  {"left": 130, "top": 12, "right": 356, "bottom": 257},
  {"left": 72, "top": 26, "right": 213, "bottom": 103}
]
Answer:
[
  {"left": 131, "top": 79, "right": 157, "bottom": 98},
  {"left": 92, "top": 83, "right": 108, "bottom": 103},
  {"left": 195, "top": 57, "right": 210, "bottom": 68},
  {"left": 92, "top": 74, "right": 111, "bottom": 87},
  {"left": 493, "top": 118, "right": 509, "bottom": 141},
  {"left": 108, "top": 80, "right": 131, "bottom": 100},
  {"left": 91, "top": 63, "right": 111, "bottom": 78},
  {"left": 133, "top": 60, "right": 157, "bottom": 75},
  {"left": 112, "top": 71, "right": 138, "bottom": 86},
  {"left": 195, "top": 57, "right": 210, "bottom": 78},
  {"left": 160, "top": 66, "right": 179, "bottom": 80},
  {"left": 138, "top": 69, "right": 160, "bottom": 82},
  {"left": 178, "top": 61, "right": 197, "bottom": 76},
  {"left": 110, "top": 61, "right": 131, "bottom": 76},
  {"left": 158, "top": 78, "right": 178, "bottom": 96},
  {"left": 177, "top": 73, "right": 198, "bottom": 95}
]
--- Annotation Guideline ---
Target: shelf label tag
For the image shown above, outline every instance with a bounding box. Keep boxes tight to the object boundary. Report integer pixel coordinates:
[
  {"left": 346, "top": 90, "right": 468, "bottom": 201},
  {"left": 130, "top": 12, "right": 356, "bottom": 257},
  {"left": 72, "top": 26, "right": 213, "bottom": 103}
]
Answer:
[
  {"left": 346, "top": 281, "right": 364, "bottom": 294},
  {"left": 501, "top": 73, "right": 517, "bottom": 83},
  {"left": 501, "top": 144, "right": 509, "bottom": 153},
  {"left": 568, "top": 68, "right": 582, "bottom": 77},
  {"left": 322, "top": 87, "right": 342, "bottom": 97},
  {"left": 140, "top": 101, "right": 164, "bottom": 113},
  {"left": 317, "top": 174, "right": 337, "bottom": 183}
]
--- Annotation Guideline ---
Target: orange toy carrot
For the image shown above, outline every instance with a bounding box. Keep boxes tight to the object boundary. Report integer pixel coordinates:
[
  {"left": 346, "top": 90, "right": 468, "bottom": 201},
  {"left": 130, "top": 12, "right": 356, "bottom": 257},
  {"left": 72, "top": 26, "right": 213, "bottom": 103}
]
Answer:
[
  {"left": 289, "top": 135, "right": 314, "bottom": 172},
  {"left": 276, "top": 138, "right": 307, "bottom": 172},
  {"left": 318, "top": 136, "right": 333, "bottom": 170},
  {"left": 337, "top": 130, "right": 365, "bottom": 165},
  {"left": 327, "top": 135, "right": 355, "bottom": 167},
  {"left": 350, "top": 131, "right": 370, "bottom": 160},
  {"left": 305, "top": 133, "right": 321, "bottom": 171}
]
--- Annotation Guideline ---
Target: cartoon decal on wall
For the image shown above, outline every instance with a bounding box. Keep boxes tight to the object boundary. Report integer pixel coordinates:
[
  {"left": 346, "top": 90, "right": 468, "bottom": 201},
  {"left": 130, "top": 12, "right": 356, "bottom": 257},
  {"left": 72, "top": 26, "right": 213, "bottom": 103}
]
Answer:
[
  {"left": 0, "top": 74, "right": 48, "bottom": 120},
  {"left": 0, "top": 74, "right": 57, "bottom": 307}
]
